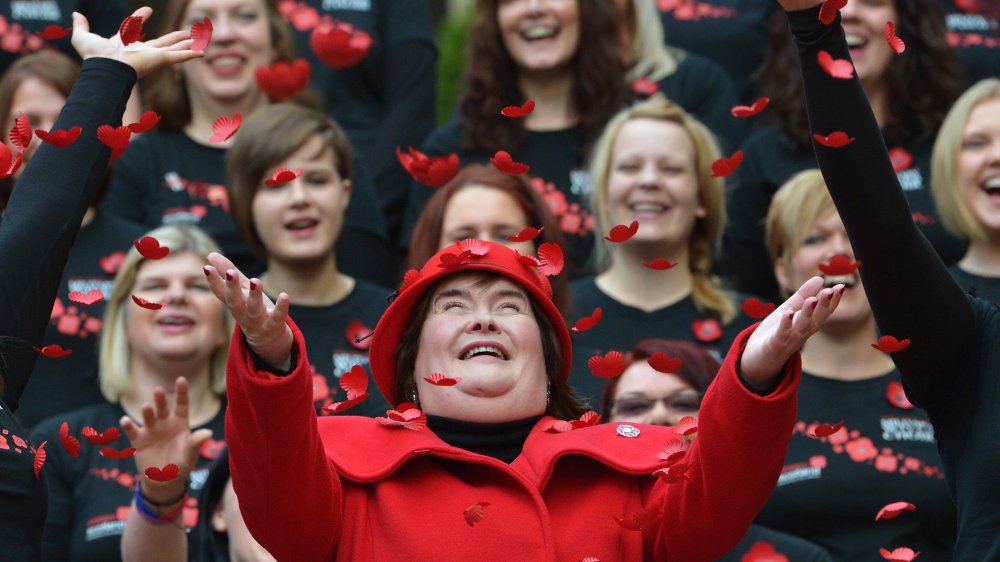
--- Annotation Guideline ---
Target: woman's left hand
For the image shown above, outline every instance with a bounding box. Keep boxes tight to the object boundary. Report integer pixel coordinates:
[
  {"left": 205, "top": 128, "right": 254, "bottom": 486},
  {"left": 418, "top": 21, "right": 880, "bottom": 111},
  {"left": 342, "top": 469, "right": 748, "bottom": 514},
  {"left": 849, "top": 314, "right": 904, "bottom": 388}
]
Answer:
[
  {"left": 71, "top": 6, "right": 203, "bottom": 78},
  {"left": 740, "top": 277, "right": 845, "bottom": 391}
]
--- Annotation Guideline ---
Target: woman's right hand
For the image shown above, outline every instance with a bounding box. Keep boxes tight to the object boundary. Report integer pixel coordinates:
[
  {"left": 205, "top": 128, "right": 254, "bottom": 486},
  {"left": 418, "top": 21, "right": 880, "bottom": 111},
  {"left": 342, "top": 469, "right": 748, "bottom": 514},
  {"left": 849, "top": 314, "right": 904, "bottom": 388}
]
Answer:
[
  {"left": 71, "top": 6, "right": 203, "bottom": 78},
  {"left": 204, "top": 252, "right": 294, "bottom": 370}
]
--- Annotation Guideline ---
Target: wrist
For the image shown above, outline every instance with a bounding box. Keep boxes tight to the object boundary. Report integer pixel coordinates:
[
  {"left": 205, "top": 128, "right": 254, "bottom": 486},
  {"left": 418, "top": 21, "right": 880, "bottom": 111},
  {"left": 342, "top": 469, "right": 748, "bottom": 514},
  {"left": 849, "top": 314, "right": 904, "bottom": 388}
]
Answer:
[
  {"left": 138, "top": 480, "right": 187, "bottom": 507},
  {"left": 134, "top": 484, "right": 186, "bottom": 525}
]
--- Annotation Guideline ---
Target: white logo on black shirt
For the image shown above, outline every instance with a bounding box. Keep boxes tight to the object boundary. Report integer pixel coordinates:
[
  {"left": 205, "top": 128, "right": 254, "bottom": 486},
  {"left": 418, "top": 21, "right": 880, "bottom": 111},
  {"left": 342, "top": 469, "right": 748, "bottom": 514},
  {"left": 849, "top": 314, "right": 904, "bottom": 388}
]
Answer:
[
  {"left": 322, "top": 0, "right": 371, "bottom": 11},
  {"left": 569, "top": 169, "right": 592, "bottom": 198},
  {"left": 897, "top": 168, "right": 923, "bottom": 192},
  {"left": 11, "top": 1, "right": 61, "bottom": 21},
  {"left": 946, "top": 13, "right": 991, "bottom": 32},
  {"left": 881, "top": 417, "right": 935, "bottom": 443}
]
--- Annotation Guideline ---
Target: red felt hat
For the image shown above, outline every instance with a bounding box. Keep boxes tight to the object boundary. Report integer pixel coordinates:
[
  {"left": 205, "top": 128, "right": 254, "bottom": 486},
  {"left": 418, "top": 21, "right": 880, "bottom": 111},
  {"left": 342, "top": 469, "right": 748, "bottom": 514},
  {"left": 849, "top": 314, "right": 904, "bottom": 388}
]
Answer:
[{"left": 369, "top": 240, "right": 571, "bottom": 403}]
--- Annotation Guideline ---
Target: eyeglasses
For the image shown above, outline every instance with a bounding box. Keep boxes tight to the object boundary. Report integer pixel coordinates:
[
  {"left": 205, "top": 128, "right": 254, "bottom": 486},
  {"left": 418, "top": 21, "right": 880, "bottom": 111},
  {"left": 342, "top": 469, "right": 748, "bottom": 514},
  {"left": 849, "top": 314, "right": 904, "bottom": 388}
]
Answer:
[{"left": 610, "top": 392, "right": 703, "bottom": 418}]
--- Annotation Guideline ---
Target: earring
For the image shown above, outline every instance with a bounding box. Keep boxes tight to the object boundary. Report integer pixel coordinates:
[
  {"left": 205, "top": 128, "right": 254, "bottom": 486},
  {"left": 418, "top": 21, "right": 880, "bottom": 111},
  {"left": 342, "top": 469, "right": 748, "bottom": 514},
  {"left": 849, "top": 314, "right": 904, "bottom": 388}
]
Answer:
[
  {"left": 411, "top": 389, "right": 419, "bottom": 407},
  {"left": 546, "top": 382, "right": 551, "bottom": 406}
]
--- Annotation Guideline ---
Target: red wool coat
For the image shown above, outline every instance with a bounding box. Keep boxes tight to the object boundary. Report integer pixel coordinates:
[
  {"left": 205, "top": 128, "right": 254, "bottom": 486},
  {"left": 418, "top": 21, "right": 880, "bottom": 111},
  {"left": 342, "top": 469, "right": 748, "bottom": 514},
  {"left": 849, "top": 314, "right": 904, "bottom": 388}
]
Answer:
[{"left": 225, "top": 321, "right": 801, "bottom": 562}]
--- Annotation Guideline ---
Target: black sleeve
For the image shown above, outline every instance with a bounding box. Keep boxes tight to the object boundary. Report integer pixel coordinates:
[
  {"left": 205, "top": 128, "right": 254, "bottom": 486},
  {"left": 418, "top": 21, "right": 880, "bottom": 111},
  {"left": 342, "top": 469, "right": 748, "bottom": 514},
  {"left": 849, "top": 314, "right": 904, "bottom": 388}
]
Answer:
[
  {"left": 0, "top": 59, "right": 134, "bottom": 409},
  {"left": 787, "top": 7, "right": 974, "bottom": 404}
]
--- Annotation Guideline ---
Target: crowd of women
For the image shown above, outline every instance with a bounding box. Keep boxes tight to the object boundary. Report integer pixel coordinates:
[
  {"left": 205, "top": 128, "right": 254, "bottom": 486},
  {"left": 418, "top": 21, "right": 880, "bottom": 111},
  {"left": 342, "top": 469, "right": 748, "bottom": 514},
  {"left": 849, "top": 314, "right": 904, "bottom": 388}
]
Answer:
[{"left": 0, "top": 0, "right": 998, "bottom": 560}]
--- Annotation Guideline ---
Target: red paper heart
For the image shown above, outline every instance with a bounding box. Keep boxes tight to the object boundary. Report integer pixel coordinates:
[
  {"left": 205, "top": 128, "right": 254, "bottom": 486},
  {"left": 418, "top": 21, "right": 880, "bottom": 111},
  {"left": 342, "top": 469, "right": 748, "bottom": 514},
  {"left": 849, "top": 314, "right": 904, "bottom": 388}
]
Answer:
[
  {"left": 742, "top": 541, "right": 790, "bottom": 562},
  {"left": 34, "top": 344, "right": 72, "bottom": 358},
  {"left": 817, "top": 254, "right": 861, "bottom": 275},
  {"left": 879, "top": 547, "right": 920, "bottom": 562},
  {"left": 542, "top": 419, "right": 575, "bottom": 433},
  {"left": 396, "top": 147, "right": 460, "bottom": 187},
  {"left": 127, "top": 111, "right": 161, "bottom": 134},
  {"left": 0, "top": 144, "right": 24, "bottom": 180},
  {"left": 818, "top": 0, "right": 848, "bottom": 25},
  {"left": 190, "top": 17, "right": 213, "bottom": 51},
  {"left": 376, "top": 403, "right": 427, "bottom": 430},
  {"left": 711, "top": 150, "right": 744, "bottom": 177},
  {"left": 99, "top": 446, "right": 136, "bottom": 459},
  {"left": 537, "top": 242, "right": 564, "bottom": 276},
  {"left": 118, "top": 15, "right": 144, "bottom": 46},
  {"left": 339, "top": 364, "right": 369, "bottom": 399},
  {"left": 673, "top": 415, "right": 698, "bottom": 437},
  {"left": 730, "top": 97, "right": 770, "bottom": 118},
  {"left": 741, "top": 298, "right": 776, "bottom": 319},
  {"left": 570, "top": 411, "right": 600, "bottom": 429},
  {"left": 310, "top": 21, "right": 372, "bottom": 69},
  {"left": 209, "top": 113, "right": 242, "bottom": 143},
  {"left": 68, "top": 289, "right": 104, "bottom": 306},
  {"left": 324, "top": 392, "right": 369, "bottom": 414},
  {"left": 33, "top": 441, "right": 47, "bottom": 480},
  {"left": 463, "top": 502, "right": 491, "bottom": 527},
  {"left": 82, "top": 426, "right": 121, "bottom": 445},
  {"left": 884, "top": 21, "right": 906, "bottom": 54},
  {"left": 144, "top": 463, "right": 180, "bottom": 482},
  {"left": 265, "top": 167, "right": 302, "bottom": 186},
  {"left": 872, "top": 335, "right": 911, "bottom": 353},
  {"left": 98, "top": 124, "right": 132, "bottom": 159},
  {"left": 59, "top": 422, "right": 80, "bottom": 459},
  {"left": 506, "top": 226, "right": 543, "bottom": 242},
  {"left": 131, "top": 295, "right": 163, "bottom": 310},
  {"left": 653, "top": 461, "right": 691, "bottom": 483},
  {"left": 641, "top": 259, "right": 677, "bottom": 271},
  {"left": 810, "top": 420, "right": 845, "bottom": 438},
  {"left": 588, "top": 351, "right": 625, "bottom": 378},
  {"left": 35, "top": 126, "right": 82, "bottom": 147},
  {"left": 491, "top": 150, "right": 530, "bottom": 175},
  {"left": 818, "top": 50, "right": 855, "bottom": 79},
  {"left": 424, "top": 373, "right": 462, "bottom": 386},
  {"left": 657, "top": 437, "right": 692, "bottom": 463},
  {"left": 604, "top": 220, "right": 639, "bottom": 243},
  {"left": 37, "top": 25, "right": 72, "bottom": 40},
  {"left": 647, "top": 352, "right": 683, "bottom": 373},
  {"left": 572, "top": 307, "right": 602, "bottom": 332},
  {"left": 256, "top": 59, "right": 311, "bottom": 101},
  {"left": 457, "top": 238, "right": 488, "bottom": 257},
  {"left": 134, "top": 236, "right": 170, "bottom": 260},
  {"left": 9, "top": 113, "right": 32, "bottom": 148},
  {"left": 501, "top": 100, "right": 535, "bottom": 118},
  {"left": 813, "top": 131, "right": 856, "bottom": 148},
  {"left": 875, "top": 501, "right": 916, "bottom": 521}
]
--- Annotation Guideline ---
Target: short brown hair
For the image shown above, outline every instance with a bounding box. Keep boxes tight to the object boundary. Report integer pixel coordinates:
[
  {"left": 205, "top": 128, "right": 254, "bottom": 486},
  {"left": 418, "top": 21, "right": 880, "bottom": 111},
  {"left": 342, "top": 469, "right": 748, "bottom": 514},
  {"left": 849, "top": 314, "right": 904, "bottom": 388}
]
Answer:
[
  {"left": 226, "top": 103, "right": 353, "bottom": 257},
  {"left": 394, "top": 271, "right": 588, "bottom": 420}
]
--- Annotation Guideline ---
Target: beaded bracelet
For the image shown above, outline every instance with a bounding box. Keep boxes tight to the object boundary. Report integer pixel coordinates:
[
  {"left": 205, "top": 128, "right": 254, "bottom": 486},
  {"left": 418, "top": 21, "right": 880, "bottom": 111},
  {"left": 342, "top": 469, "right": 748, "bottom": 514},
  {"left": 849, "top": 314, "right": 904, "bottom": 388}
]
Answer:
[{"left": 133, "top": 485, "right": 186, "bottom": 525}]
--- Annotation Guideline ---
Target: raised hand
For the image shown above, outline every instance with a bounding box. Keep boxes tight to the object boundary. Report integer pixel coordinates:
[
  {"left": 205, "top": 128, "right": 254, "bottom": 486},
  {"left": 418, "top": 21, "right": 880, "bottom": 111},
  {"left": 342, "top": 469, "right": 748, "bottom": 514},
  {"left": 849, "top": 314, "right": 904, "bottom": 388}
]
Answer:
[
  {"left": 120, "top": 377, "right": 212, "bottom": 503},
  {"left": 71, "top": 7, "right": 203, "bottom": 78},
  {"left": 740, "top": 276, "right": 845, "bottom": 390},
  {"left": 204, "top": 252, "right": 294, "bottom": 369}
]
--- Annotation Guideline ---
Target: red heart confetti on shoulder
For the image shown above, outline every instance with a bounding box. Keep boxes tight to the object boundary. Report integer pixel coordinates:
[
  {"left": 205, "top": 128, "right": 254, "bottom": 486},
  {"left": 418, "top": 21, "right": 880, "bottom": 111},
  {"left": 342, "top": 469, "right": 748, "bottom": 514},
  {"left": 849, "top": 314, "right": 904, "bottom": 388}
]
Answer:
[
  {"left": 324, "top": 393, "right": 369, "bottom": 414},
  {"left": 872, "top": 335, "right": 910, "bottom": 353},
  {"left": 134, "top": 236, "right": 170, "bottom": 260},
  {"left": 653, "top": 461, "right": 691, "bottom": 483},
  {"left": 463, "top": 502, "right": 491, "bottom": 526},
  {"left": 69, "top": 289, "right": 104, "bottom": 306},
  {"left": 265, "top": 167, "right": 302, "bottom": 186},
  {"left": 879, "top": 547, "right": 920, "bottom": 562},
  {"left": 397, "top": 147, "right": 460, "bottom": 187},
  {"left": 37, "top": 25, "right": 72, "bottom": 40},
  {"left": 813, "top": 131, "right": 855, "bottom": 148},
  {"left": 741, "top": 297, "right": 776, "bottom": 319},
  {"left": 542, "top": 419, "right": 575, "bottom": 433},
  {"left": 83, "top": 426, "right": 121, "bottom": 445},
  {"left": 885, "top": 380, "right": 914, "bottom": 410},
  {"left": 10, "top": 113, "right": 32, "bottom": 149},
  {"left": 647, "top": 352, "right": 683, "bottom": 373},
  {"left": 711, "top": 150, "right": 743, "bottom": 177},
  {"left": 817, "top": 254, "right": 860, "bottom": 275},
  {"left": 657, "top": 437, "right": 691, "bottom": 462},
  {"left": 127, "top": 111, "right": 161, "bottom": 134},
  {"left": 33, "top": 441, "right": 47, "bottom": 479},
  {"left": 730, "top": 97, "right": 770, "bottom": 118},
  {"left": 491, "top": 150, "right": 530, "bottom": 175},
  {"left": 506, "top": 226, "right": 543, "bottom": 242},
  {"left": 209, "top": 113, "right": 242, "bottom": 143},
  {"left": 818, "top": 0, "right": 848, "bottom": 25},
  {"left": 571, "top": 411, "right": 601, "bottom": 429},
  {"left": 605, "top": 220, "right": 639, "bottom": 243},
  {"left": 691, "top": 318, "right": 722, "bottom": 342},
  {"left": 501, "top": 100, "right": 535, "bottom": 118},
  {"left": 97, "top": 124, "right": 132, "bottom": 159},
  {"left": 875, "top": 501, "right": 916, "bottom": 521},
  {"left": 818, "top": 50, "right": 854, "bottom": 79},
  {"left": 190, "top": 17, "right": 213, "bottom": 51},
  {"left": 118, "top": 16, "right": 144, "bottom": 46},
  {"left": 376, "top": 403, "right": 427, "bottom": 430},
  {"left": 310, "top": 21, "right": 372, "bottom": 69},
  {"left": 588, "top": 350, "right": 625, "bottom": 378},
  {"left": 742, "top": 541, "right": 790, "bottom": 562},
  {"left": 132, "top": 295, "right": 163, "bottom": 310},
  {"left": 256, "top": 59, "right": 311, "bottom": 101},
  {"left": 572, "top": 307, "right": 602, "bottom": 332},
  {"left": 145, "top": 463, "right": 180, "bottom": 482},
  {"left": 34, "top": 344, "right": 73, "bottom": 358},
  {"left": 99, "top": 446, "right": 136, "bottom": 459},
  {"left": 630, "top": 77, "right": 659, "bottom": 97},
  {"left": 36, "top": 126, "right": 82, "bottom": 147},
  {"left": 884, "top": 21, "right": 906, "bottom": 54},
  {"left": 425, "top": 373, "right": 462, "bottom": 386},
  {"left": 673, "top": 415, "right": 698, "bottom": 437},
  {"left": 537, "top": 242, "right": 564, "bottom": 276},
  {"left": 59, "top": 422, "right": 80, "bottom": 459},
  {"left": 809, "top": 420, "right": 844, "bottom": 438},
  {"left": 641, "top": 259, "right": 677, "bottom": 271},
  {"left": 339, "top": 364, "right": 369, "bottom": 399}
]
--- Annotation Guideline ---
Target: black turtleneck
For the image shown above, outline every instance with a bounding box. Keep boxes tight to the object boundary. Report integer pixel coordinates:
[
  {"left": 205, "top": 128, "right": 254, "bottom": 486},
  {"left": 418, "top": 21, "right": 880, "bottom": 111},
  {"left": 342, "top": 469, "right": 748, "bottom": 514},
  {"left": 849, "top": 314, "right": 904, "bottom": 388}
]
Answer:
[{"left": 426, "top": 414, "right": 542, "bottom": 464}]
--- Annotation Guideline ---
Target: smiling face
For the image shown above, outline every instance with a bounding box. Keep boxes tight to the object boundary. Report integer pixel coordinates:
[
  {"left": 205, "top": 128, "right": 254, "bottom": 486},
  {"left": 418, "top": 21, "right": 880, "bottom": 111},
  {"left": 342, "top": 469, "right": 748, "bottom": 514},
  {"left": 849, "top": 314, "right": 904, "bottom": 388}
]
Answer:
[
  {"left": 609, "top": 362, "right": 700, "bottom": 426},
  {"left": 6, "top": 77, "right": 66, "bottom": 173},
  {"left": 125, "top": 252, "right": 227, "bottom": 368},
  {"left": 250, "top": 134, "right": 351, "bottom": 265},
  {"left": 840, "top": 0, "right": 897, "bottom": 87},
  {"left": 439, "top": 185, "right": 535, "bottom": 255},
  {"left": 180, "top": 0, "right": 272, "bottom": 105},
  {"left": 497, "top": 0, "right": 581, "bottom": 77},
  {"left": 605, "top": 117, "right": 704, "bottom": 249},
  {"left": 413, "top": 273, "right": 547, "bottom": 421},
  {"left": 957, "top": 97, "right": 1000, "bottom": 236}
]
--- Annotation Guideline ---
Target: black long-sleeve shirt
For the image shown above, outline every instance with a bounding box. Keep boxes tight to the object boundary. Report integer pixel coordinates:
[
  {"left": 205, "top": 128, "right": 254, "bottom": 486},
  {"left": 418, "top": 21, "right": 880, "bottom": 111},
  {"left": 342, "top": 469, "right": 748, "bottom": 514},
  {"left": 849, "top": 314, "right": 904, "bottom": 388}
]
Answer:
[{"left": 790, "top": 7, "right": 1000, "bottom": 558}]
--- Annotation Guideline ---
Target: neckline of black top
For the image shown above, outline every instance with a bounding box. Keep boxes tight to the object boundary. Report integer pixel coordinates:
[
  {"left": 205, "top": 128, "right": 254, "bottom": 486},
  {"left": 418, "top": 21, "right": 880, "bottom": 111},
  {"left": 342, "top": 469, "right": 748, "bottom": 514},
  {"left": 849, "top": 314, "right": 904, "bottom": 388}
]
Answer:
[{"left": 426, "top": 414, "right": 543, "bottom": 464}]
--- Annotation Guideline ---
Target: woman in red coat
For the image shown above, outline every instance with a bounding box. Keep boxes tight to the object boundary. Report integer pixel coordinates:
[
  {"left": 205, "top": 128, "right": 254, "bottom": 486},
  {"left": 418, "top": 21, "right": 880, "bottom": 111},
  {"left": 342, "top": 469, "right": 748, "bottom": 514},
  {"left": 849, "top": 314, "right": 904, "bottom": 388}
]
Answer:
[{"left": 130, "top": 239, "right": 844, "bottom": 561}]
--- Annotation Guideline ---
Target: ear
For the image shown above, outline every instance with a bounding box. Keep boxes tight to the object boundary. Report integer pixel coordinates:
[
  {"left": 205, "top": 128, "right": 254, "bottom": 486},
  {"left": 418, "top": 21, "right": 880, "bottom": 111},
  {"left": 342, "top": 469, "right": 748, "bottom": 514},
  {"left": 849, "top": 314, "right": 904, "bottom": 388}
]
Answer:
[
  {"left": 339, "top": 178, "right": 353, "bottom": 212},
  {"left": 695, "top": 203, "right": 707, "bottom": 218},
  {"left": 773, "top": 256, "right": 790, "bottom": 294},
  {"left": 210, "top": 500, "right": 228, "bottom": 533}
]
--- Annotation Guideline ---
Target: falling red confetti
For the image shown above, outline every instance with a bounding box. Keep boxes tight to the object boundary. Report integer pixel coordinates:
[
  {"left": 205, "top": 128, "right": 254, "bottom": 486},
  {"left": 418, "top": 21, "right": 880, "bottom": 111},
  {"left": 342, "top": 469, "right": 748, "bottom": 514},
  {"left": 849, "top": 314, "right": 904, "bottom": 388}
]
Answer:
[
  {"left": 37, "top": 25, "right": 72, "bottom": 40},
  {"left": 491, "top": 150, "right": 530, "bottom": 176},
  {"left": 339, "top": 364, "right": 369, "bottom": 400},
  {"left": 818, "top": 50, "right": 854, "bottom": 79},
  {"left": 33, "top": 441, "right": 47, "bottom": 480},
  {"left": 875, "top": 501, "right": 916, "bottom": 521},
  {"left": 731, "top": 97, "right": 770, "bottom": 118},
  {"left": 542, "top": 419, "right": 575, "bottom": 433},
  {"left": 190, "top": 17, "right": 213, "bottom": 51},
  {"left": 673, "top": 415, "right": 698, "bottom": 437},
  {"left": 641, "top": 259, "right": 677, "bottom": 271},
  {"left": 324, "top": 393, "right": 369, "bottom": 414},
  {"left": 256, "top": 59, "right": 311, "bottom": 101},
  {"left": 605, "top": 220, "right": 639, "bottom": 243},
  {"left": 501, "top": 100, "right": 535, "bottom": 118},
  {"left": 817, "top": 254, "right": 861, "bottom": 275},
  {"left": 145, "top": 464, "right": 180, "bottom": 482},
  {"left": 134, "top": 236, "right": 170, "bottom": 260},
  {"left": 68, "top": 289, "right": 103, "bottom": 306},
  {"left": 588, "top": 350, "right": 626, "bottom": 378},
  {"left": 810, "top": 420, "right": 845, "bottom": 438},
  {"left": 879, "top": 547, "right": 920, "bottom": 562},
  {"left": 438, "top": 250, "right": 473, "bottom": 268},
  {"left": 0, "top": 144, "right": 24, "bottom": 180},
  {"left": 653, "top": 462, "right": 692, "bottom": 483},
  {"left": 127, "top": 111, "right": 161, "bottom": 134},
  {"left": 310, "top": 21, "right": 372, "bottom": 69},
  {"left": 537, "top": 242, "right": 564, "bottom": 276},
  {"left": 571, "top": 411, "right": 601, "bottom": 429},
  {"left": 657, "top": 437, "right": 691, "bottom": 462},
  {"left": 99, "top": 446, "right": 136, "bottom": 459},
  {"left": 209, "top": 113, "right": 242, "bottom": 143},
  {"left": 9, "top": 113, "right": 32, "bottom": 149},
  {"left": 59, "top": 422, "right": 80, "bottom": 459},
  {"left": 741, "top": 541, "right": 790, "bottom": 562},
  {"left": 647, "top": 352, "right": 682, "bottom": 374},
  {"left": 572, "top": 307, "right": 602, "bottom": 332},
  {"left": 118, "top": 16, "right": 144, "bottom": 46},
  {"left": 265, "top": 167, "right": 302, "bottom": 186},
  {"left": 463, "top": 502, "right": 491, "bottom": 527},
  {"left": 741, "top": 298, "right": 776, "bottom": 319},
  {"left": 35, "top": 126, "right": 82, "bottom": 147},
  {"left": 872, "top": 335, "right": 911, "bottom": 353},
  {"left": 376, "top": 403, "right": 427, "bottom": 430},
  {"left": 396, "top": 147, "right": 460, "bottom": 187},
  {"left": 818, "top": 0, "right": 848, "bottom": 25},
  {"left": 711, "top": 150, "right": 744, "bottom": 177},
  {"left": 82, "top": 426, "right": 121, "bottom": 445},
  {"left": 424, "top": 372, "right": 461, "bottom": 386},
  {"left": 97, "top": 124, "right": 132, "bottom": 159},
  {"left": 813, "top": 131, "right": 856, "bottom": 148},
  {"left": 34, "top": 344, "right": 72, "bottom": 358},
  {"left": 131, "top": 295, "right": 163, "bottom": 310},
  {"left": 457, "top": 238, "right": 488, "bottom": 257},
  {"left": 884, "top": 21, "right": 906, "bottom": 54},
  {"left": 506, "top": 226, "right": 543, "bottom": 242}
]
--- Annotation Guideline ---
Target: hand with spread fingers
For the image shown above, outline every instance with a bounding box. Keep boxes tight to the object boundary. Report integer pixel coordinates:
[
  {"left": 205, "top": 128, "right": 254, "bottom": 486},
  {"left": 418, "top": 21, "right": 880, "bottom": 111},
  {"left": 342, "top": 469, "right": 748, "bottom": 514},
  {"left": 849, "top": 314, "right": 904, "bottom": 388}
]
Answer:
[
  {"left": 740, "top": 276, "right": 846, "bottom": 391},
  {"left": 71, "top": 7, "right": 203, "bottom": 78},
  {"left": 204, "top": 252, "right": 293, "bottom": 370}
]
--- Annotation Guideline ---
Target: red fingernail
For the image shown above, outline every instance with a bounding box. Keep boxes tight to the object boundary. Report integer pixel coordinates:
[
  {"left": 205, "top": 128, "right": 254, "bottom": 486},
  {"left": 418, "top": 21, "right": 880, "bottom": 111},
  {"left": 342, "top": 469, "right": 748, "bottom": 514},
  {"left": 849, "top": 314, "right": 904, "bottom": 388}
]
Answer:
[
  {"left": 203, "top": 266, "right": 211, "bottom": 276},
  {"left": 250, "top": 279, "right": 259, "bottom": 291},
  {"left": 225, "top": 271, "right": 234, "bottom": 281}
]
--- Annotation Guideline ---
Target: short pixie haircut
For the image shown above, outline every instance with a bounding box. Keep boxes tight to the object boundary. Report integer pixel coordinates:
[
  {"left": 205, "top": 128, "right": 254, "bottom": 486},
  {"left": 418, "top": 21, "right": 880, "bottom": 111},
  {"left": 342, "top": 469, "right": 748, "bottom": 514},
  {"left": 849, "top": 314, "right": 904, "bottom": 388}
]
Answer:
[
  {"left": 931, "top": 78, "right": 1000, "bottom": 242},
  {"left": 226, "top": 103, "right": 354, "bottom": 257},
  {"left": 99, "top": 224, "right": 234, "bottom": 401},
  {"left": 764, "top": 169, "right": 835, "bottom": 296}
]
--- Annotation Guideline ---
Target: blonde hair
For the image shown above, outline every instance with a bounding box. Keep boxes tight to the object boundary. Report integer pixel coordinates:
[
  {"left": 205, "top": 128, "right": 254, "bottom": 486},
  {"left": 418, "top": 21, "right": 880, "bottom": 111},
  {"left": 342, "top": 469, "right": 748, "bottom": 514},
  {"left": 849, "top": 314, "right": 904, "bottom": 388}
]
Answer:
[
  {"left": 626, "top": 0, "right": 678, "bottom": 82},
  {"left": 99, "top": 224, "right": 233, "bottom": 401},
  {"left": 931, "top": 78, "right": 1000, "bottom": 242},
  {"left": 764, "top": 169, "right": 835, "bottom": 297},
  {"left": 590, "top": 93, "right": 733, "bottom": 323}
]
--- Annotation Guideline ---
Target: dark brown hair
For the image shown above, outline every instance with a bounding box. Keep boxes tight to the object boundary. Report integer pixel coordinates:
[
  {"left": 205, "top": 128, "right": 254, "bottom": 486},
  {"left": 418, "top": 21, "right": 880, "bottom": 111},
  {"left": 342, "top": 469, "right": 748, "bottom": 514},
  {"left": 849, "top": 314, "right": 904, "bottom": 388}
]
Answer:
[
  {"left": 226, "top": 103, "right": 353, "bottom": 257},
  {"left": 408, "top": 164, "right": 571, "bottom": 314},
  {"left": 394, "top": 271, "right": 588, "bottom": 420},
  {"left": 756, "top": 0, "right": 965, "bottom": 149},
  {"left": 142, "top": 0, "right": 299, "bottom": 130},
  {"left": 459, "top": 0, "right": 629, "bottom": 157}
]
